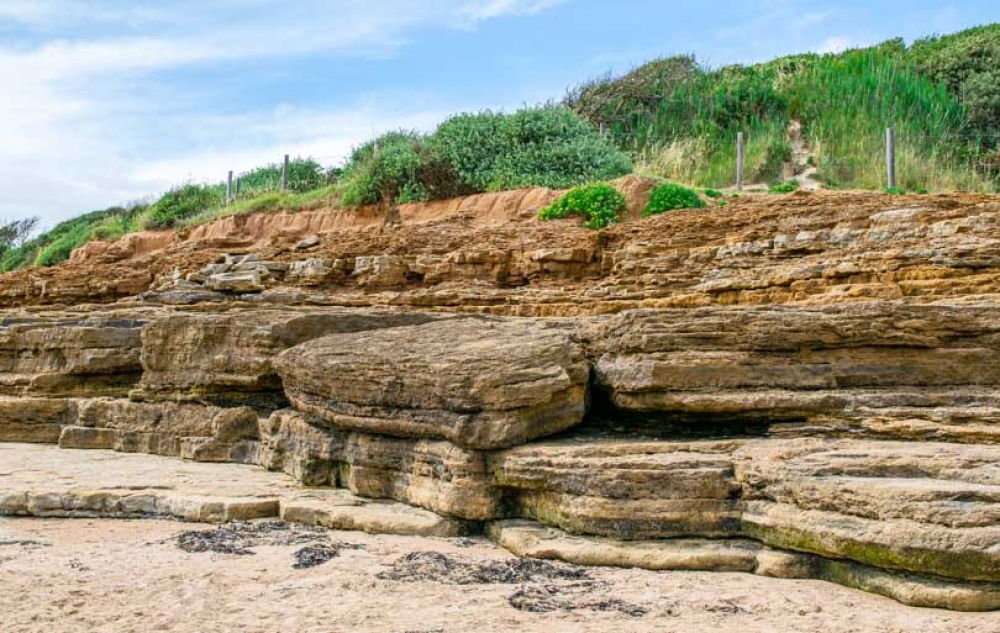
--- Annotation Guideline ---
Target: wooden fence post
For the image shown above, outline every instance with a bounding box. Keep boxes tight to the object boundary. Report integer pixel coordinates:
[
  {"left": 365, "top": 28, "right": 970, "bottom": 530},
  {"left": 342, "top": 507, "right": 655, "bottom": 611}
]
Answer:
[
  {"left": 226, "top": 170, "right": 233, "bottom": 205},
  {"left": 885, "top": 127, "right": 896, "bottom": 190},
  {"left": 280, "top": 154, "right": 289, "bottom": 192},
  {"left": 236, "top": 177, "right": 241, "bottom": 199},
  {"left": 736, "top": 132, "right": 745, "bottom": 192}
]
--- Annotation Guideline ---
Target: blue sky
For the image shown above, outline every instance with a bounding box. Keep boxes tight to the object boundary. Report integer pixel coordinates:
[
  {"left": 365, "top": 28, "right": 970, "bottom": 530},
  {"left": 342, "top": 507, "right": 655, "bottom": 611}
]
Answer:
[{"left": 0, "top": 0, "right": 996, "bottom": 226}]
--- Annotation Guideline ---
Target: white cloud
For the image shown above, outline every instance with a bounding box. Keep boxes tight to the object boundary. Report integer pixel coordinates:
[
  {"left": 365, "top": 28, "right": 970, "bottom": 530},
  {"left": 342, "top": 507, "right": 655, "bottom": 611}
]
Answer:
[
  {"left": 456, "top": 0, "right": 564, "bottom": 23},
  {"left": 816, "top": 35, "right": 854, "bottom": 54},
  {"left": 0, "top": 0, "right": 563, "bottom": 227},
  {"left": 129, "top": 104, "right": 449, "bottom": 188}
]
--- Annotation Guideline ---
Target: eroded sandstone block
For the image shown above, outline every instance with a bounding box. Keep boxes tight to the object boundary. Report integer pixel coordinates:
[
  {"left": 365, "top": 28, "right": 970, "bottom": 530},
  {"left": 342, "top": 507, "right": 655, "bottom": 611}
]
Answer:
[
  {"left": 492, "top": 438, "right": 744, "bottom": 539},
  {"left": 133, "top": 308, "right": 443, "bottom": 407},
  {"left": 275, "top": 319, "right": 589, "bottom": 450},
  {"left": 0, "top": 317, "right": 144, "bottom": 397},
  {"left": 490, "top": 519, "right": 1000, "bottom": 611},
  {"left": 0, "top": 396, "right": 76, "bottom": 443},
  {"left": 259, "top": 410, "right": 498, "bottom": 520},
  {"left": 592, "top": 302, "right": 1000, "bottom": 442},
  {"left": 59, "top": 399, "right": 260, "bottom": 463},
  {"left": 733, "top": 438, "right": 1000, "bottom": 582}
]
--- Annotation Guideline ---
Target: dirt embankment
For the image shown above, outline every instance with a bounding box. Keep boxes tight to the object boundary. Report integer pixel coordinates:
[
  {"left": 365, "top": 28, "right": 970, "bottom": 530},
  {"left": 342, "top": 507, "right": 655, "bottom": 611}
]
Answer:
[{"left": 0, "top": 177, "right": 997, "bottom": 314}]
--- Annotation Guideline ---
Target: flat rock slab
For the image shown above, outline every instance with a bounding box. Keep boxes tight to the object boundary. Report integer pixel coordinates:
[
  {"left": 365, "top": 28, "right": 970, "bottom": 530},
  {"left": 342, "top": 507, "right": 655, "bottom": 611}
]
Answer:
[
  {"left": 275, "top": 318, "right": 589, "bottom": 449},
  {"left": 492, "top": 437, "right": 744, "bottom": 538},
  {"left": 0, "top": 443, "right": 465, "bottom": 537},
  {"left": 490, "top": 520, "right": 1000, "bottom": 612},
  {"left": 734, "top": 438, "right": 1000, "bottom": 582}
]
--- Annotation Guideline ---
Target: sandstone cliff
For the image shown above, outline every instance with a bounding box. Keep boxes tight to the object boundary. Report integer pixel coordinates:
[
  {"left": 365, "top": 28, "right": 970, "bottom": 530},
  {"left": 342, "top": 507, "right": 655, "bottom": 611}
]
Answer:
[{"left": 1, "top": 183, "right": 998, "bottom": 611}]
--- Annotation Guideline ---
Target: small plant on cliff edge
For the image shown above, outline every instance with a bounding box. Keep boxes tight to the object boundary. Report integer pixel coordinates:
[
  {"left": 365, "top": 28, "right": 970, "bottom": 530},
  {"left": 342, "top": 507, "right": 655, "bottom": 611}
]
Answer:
[
  {"left": 643, "top": 182, "right": 706, "bottom": 216},
  {"left": 769, "top": 180, "right": 799, "bottom": 193},
  {"left": 538, "top": 183, "right": 626, "bottom": 230}
]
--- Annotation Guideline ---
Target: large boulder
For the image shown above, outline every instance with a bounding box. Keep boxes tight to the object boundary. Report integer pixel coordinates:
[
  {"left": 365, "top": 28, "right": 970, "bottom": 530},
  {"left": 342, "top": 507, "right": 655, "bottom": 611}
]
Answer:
[{"left": 274, "top": 319, "right": 589, "bottom": 450}]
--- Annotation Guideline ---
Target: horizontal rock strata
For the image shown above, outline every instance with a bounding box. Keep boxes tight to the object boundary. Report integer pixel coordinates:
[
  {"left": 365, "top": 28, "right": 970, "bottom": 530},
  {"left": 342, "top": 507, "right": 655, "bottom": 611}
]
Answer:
[
  {"left": 133, "top": 308, "right": 444, "bottom": 408},
  {"left": 1, "top": 207, "right": 999, "bottom": 613},
  {"left": 259, "top": 410, "right": 497, "bottom": 520},
  {"left": 592, "top": 302, "right": 1000, "bottom": 443},
  {"left": 490, "top": 520, "right": 1000, "bottom": 612},
  {"left": 59, "top": 399, "right": 260, "bottom": 463},
  {"left": 0, "top": 316, "right": 144, "bottom": 397},
  {"left": 734, "top": 438, "right": 1000, "bottom": 582},
  {"left": 492, "top": 437, "right": 744, "bottom": 538}
]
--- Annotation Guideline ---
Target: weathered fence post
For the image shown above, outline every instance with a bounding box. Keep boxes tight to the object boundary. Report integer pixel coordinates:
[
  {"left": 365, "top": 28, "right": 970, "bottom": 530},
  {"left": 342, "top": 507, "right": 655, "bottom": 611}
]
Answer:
[
  {"left": 226, "top": 170, "right": 233, "bottom": 205},
  {"left": 280, "top": 154, "right": 289, "bottom": 192},
  {"left": 736, "top": 132, "right": 745, "bottom": 192},
  {"left": 235, "top": 177, "right": 241, "bottom": 199},
  {"left": 885, "top": 127, "right": 896, "bottom": 190},
  {"left": 599, "top": 122, "right": 607, "bottom": 137}
]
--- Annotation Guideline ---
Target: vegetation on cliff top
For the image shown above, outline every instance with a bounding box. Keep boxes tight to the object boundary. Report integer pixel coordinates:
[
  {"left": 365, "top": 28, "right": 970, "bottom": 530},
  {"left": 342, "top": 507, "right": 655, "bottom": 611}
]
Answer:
[
  {"left": 3, "top": 24, "right": 998, "bottom": 272},
  {"left": 566, "top": 25, "right": 998, "bottom": 191}
]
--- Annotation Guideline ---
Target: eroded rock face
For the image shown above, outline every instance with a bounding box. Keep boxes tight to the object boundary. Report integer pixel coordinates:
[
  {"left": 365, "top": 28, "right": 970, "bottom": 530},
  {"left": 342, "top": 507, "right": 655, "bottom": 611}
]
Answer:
[
  {"left": 133, "top": 308, "right": 443, "bottom": 408},
  {"left": 592, "top": 302, "right": 1000, "bottom": 443},
  {"left": 1, "top": 187, "right": 999, "bottom": 612},
  {"left": 734, "top": 439, "right": 1000, "bottom": 582},
  {"left": 493, "top": 438, "right": 744, "bottom": 539},
  {"left": 59, "top": 399, "right": 260, "bottom": 463},
  {"left": 0, "top": 317, "right": 144, "bottom": 397},
  {"left": 275, "top": 319, "right": 590, "bottom": 450},
  {"left": 259, "top": 410, "right": 497, "bottom": 520},
  {"left": 0, "top": 396, "right": 76, "bottom": 443}
]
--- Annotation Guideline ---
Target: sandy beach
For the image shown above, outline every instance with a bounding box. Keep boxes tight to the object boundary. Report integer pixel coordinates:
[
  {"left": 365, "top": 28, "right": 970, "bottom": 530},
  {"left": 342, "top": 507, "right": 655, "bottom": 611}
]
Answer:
[{"left": 1, "top": 517, "right": 996, "bottom": 633}]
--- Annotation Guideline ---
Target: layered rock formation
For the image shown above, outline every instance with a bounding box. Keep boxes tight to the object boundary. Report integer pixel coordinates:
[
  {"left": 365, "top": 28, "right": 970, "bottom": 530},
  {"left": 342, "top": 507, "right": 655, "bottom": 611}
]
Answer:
[
  {"left": 274, "top": 318, "right": 589, "bottom": 449},
  {"left": 1, "top": 187, "right": 999, "bottom": 611}
]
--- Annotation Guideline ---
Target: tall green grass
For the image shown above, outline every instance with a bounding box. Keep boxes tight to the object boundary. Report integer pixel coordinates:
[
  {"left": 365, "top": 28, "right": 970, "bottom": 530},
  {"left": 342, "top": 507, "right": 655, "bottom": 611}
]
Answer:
[
  {"left": 567, "top": 29, "right": 999, "bottom": 192},
  {"left": 784, "top": 49, "right": 994, "bottom": 191}
]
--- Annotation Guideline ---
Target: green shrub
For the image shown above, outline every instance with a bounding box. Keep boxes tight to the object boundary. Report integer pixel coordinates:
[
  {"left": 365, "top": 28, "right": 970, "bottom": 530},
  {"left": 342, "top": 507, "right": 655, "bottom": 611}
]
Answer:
[
  {"left": 433, "top": 106, "right": 631, "bottom": 192},
  {"left": 643, "top": 183, "right": 706, "bottom": 216},
  {"left": 769, "top": 180, "right": 799, "bottom": 193},
  {"left": 338, "top": 107, "right": 632, "bottom": 207},
  {"left": 144, "top": 185, "right": 224, "bottom": 229},
  {"left": 237, "top": 158, "right": 327, "bottom": 195},
  {"left": 339, "top": 131, "right": 466, "bottom": 207},
  {"left": 538, "top": 183, "right": 626, "bottom": 229},
  {"left": 885, "top": 186, "right": 906, "bottom": 195},
  {"left": 703, "top": 188, "right": 723, "bottom": 198}
]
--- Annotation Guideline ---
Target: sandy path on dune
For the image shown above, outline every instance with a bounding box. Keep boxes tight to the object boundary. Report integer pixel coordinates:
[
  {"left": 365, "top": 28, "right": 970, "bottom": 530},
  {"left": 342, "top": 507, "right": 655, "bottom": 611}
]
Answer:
[{"left": 1, "top": 517, "right": 996, "bottom": 633}]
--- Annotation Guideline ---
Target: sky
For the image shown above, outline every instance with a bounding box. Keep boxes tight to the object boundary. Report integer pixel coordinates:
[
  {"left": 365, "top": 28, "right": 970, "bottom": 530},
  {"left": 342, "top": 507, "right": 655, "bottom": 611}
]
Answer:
[{"left": 0, "top": 0, "right": 996, "bottom": 227}]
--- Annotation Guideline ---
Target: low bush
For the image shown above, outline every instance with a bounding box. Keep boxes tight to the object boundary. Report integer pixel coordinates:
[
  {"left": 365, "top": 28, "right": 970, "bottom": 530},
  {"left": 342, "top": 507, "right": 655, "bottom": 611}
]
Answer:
[
  {"left": 337, "top": 107, "right": 632, "bottom": 207},
  {"left": 538, "top": 183, "right": 626, "bottom": 229},
  {"left": 434, "top": 106, "right": 632, "bottom": 192},
  {"left": 338, "top": 131, "right": 462, "bottom": 207},
  {"left": 643, "top": 183, "right": 705, "bottom": 216},
  {"left": 144, "top": 184, "right": 224, "bottom": 229},
  {"left": 238, "top": 158, "right": 327, "bottom": 195},
  {"left": 769, "top": 180, "right": 799, "bottom": 193}
]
